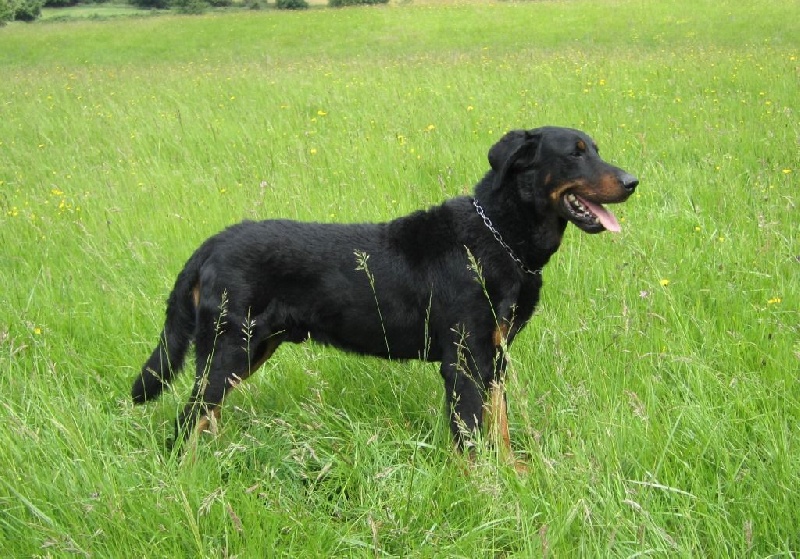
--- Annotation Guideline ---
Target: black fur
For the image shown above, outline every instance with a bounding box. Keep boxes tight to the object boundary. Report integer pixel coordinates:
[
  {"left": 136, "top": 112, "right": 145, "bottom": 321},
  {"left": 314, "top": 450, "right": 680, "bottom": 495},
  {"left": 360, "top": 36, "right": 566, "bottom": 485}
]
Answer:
[{"left": 132, "top": 126, "right": 638, "bottom": 448}]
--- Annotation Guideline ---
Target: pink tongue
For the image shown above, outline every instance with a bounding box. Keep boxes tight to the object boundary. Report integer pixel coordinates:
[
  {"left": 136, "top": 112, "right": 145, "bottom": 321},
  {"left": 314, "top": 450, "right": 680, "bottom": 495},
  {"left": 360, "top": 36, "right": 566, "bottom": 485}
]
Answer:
[{"left": 579, "top": 196, "right": 621, "bottom": 232}]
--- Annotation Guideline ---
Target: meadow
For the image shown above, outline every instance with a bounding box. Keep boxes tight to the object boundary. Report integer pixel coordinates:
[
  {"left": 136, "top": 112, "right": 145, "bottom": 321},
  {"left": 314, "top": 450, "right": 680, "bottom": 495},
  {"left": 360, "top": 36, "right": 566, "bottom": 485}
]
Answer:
[{"left": 0, "top": 0, "right": 798, "bottom": 556}]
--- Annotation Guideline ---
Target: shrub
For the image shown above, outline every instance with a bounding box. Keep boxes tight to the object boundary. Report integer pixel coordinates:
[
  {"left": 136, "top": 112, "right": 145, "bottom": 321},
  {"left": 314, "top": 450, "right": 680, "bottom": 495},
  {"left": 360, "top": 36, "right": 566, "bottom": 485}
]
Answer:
[
  {"left": 329, "top": 0, "right": 386, "bottom": 6},
  {"left": 128, "top": 0, "right": 168, "bottom": 9},
  {"left": 171, "top": 0, "right": 207, "bottom": 13},
  {"left": 43, "top": 0, "right": 78, "bottom": 6},
  {"left": 0, "top": 0, "right": 15, "bottom": 24},
  {"left": 276, "top": 0, "right": 307, "bottom": 8},
  {"left": 13, "top": 0, "right": 43, "bottom": 20}
]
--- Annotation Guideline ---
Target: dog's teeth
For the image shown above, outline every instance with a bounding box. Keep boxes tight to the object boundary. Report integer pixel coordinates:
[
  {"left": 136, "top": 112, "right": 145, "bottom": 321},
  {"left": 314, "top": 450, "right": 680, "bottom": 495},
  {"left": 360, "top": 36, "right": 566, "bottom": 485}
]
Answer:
[
  {"left": 567, "top": 194, "right": 584, "bottom": 211},
  {"left": 566, "top": 194, "right": 600, "bottom": 224}
]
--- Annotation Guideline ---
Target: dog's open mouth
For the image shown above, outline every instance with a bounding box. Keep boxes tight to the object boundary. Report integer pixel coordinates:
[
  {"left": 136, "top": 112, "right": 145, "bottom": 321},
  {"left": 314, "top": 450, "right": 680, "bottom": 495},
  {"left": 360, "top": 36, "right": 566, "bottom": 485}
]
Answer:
[{"left": 563, "top": 193, "right": 621, "bottom": 233}]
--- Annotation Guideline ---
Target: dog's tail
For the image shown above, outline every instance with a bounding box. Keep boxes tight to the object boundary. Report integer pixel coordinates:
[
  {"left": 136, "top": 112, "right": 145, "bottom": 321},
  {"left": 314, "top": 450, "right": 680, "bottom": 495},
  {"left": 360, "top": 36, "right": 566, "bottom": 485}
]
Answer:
[{"left": 131, "top": 241, "right": 214, "bottom": 404}]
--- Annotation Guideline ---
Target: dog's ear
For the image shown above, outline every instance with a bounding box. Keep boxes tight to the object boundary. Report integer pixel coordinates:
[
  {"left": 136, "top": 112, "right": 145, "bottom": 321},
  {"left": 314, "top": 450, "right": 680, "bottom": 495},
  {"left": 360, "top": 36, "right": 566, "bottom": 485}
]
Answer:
[{"left": 488, "top": 129, "right": 542, "bottom": 190}]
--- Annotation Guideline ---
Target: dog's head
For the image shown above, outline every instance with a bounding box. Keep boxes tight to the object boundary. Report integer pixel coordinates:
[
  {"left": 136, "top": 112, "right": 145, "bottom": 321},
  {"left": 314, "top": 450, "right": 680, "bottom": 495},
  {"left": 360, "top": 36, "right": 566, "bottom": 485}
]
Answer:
[{"left": 488, "top": 127, "right": 638, "bottom": 233}]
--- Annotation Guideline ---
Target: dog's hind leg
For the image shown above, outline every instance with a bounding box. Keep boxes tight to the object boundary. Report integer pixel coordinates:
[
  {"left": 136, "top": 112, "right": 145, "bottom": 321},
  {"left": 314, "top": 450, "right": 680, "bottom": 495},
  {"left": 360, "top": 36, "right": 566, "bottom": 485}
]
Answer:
[
  {"left": 177, "top": 336, "right": 281, "bottom": 442},
  {"left": 174, "top": 309, "right": 283, "bottom": 444}
]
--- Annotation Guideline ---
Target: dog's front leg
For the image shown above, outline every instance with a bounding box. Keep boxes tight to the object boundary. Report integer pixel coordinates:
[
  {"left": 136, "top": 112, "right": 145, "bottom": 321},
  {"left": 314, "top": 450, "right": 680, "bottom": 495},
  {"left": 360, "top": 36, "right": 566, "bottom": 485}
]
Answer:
[
  {"left": 485, "top": 349, "right": 510, "bottom": 449},
  {"left": 440, "top": 339, "right": 495, "bottom": 451},
  {"left": 485, "top": 350, "right": 522, "bottom": 470},
  {"left": 441, "top": 361, "right": 484, "bottom": 450},
  {"left": 440, "top": 329, "right": 527, "bottom": 471},
  {"left": 484, "top": 338, "right": 528, "bottom": 473}
]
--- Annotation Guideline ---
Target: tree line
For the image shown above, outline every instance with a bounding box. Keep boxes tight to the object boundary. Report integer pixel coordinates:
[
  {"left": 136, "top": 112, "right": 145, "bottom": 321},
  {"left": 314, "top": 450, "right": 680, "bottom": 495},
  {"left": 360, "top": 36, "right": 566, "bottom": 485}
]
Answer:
[{"left": 1, "top": 0, "right": 388, "bottom": 23}]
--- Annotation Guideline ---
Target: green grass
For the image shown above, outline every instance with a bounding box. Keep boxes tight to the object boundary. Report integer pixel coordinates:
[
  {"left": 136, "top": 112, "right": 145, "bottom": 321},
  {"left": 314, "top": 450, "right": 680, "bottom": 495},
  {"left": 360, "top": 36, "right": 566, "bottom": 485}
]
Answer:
[{"left": 1, "top": 0, "right": 798, "bottom": 556}]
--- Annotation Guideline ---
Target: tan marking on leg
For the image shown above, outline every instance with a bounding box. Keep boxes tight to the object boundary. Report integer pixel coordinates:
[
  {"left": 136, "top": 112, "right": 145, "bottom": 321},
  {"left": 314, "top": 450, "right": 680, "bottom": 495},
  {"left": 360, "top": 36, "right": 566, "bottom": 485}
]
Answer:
[
  {"left": 485, "top": 381, "right": 512, "bottom": 461},
  {"left": 191, "top": 283, "right": 201, "bottom": 308},
  {"left": 485, "top": 379, "right": 528, "bottom": 474},
  {"left": 492, "top": 323, "right": 509, "bottom": 348},
  {"left": 184, "top": 406, "right": 221, "bottom": 465},
  {"left": 195, "top": 406, "right": 221, "bottom": 436}
]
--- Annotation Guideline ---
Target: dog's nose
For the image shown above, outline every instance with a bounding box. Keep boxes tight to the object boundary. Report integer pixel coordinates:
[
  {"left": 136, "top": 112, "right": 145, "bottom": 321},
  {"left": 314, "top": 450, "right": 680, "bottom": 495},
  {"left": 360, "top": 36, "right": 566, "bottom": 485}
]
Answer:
[{"left": 621, "top": 173, "right": 638, "bottom": 192}]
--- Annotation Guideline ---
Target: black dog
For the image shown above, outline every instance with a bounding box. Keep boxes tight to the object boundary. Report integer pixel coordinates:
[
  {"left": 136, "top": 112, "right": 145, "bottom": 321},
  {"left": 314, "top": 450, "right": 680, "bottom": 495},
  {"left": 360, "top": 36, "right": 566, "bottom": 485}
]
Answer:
[{"left": 132, "top": 126, "right": 638, "bottom": 456}]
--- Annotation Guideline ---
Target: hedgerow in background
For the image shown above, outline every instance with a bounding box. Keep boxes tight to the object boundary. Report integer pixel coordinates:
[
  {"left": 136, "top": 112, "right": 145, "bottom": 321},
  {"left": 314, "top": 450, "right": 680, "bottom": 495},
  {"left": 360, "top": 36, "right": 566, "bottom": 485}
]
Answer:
[
  {"left": 3, "top": 0, "right": 42, "bottom": 20},
  {"left": 128, "top": 0, "right": 167, "bottom": 10},
  {"left": 276, "top": 0, "right": 307, "bottom": 9},
  {"left": 42, "top": 0, "right": 79, "bottom": 7},
  {"left": 171, "top": 0, "right": 207, "bottom": 14},
  {"left": 0, "top": 0, "right": 14, "bottom": 23},
  {"left": 329, "top": 0, "right": 386, "bottom": 7}
]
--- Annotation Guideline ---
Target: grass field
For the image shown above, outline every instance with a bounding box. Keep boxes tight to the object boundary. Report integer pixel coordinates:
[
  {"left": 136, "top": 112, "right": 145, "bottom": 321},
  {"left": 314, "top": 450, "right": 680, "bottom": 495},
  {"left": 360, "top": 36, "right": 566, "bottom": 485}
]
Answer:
[{"left": 1, "top": 0, "right": 798, "bottom": 556}]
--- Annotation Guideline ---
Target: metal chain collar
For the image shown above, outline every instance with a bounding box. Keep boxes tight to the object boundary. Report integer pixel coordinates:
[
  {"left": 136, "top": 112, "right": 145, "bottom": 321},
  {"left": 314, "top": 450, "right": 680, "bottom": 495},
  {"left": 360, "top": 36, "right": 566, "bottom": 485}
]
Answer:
[{"left": 472, "top": 198, "right": 543, "bottom": 276}]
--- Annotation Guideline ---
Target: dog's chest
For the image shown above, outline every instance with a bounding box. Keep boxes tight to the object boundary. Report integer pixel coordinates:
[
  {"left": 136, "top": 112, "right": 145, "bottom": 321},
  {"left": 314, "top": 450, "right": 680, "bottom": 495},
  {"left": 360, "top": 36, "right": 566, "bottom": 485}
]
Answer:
[{"left": 511, "top": 278, "right": 542, "bottom": 327}]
